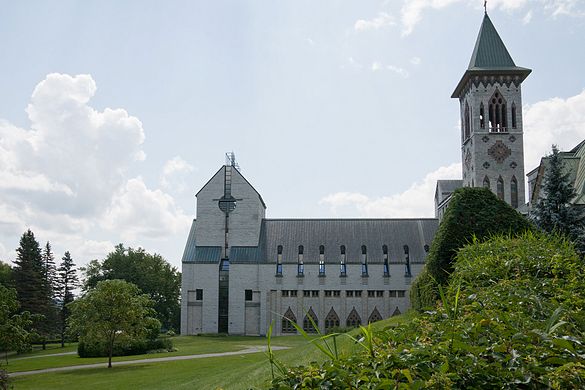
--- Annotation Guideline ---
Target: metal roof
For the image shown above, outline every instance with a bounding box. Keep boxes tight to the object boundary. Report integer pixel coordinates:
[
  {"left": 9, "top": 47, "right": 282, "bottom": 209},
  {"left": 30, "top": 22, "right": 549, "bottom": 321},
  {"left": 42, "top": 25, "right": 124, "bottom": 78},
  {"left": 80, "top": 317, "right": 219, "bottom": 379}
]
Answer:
[
  {"left": 182, "top": 218, "right": 439, "bottom": 265},
  {"left": 452, "top": 13, "right": 531, "bottom": 98}
]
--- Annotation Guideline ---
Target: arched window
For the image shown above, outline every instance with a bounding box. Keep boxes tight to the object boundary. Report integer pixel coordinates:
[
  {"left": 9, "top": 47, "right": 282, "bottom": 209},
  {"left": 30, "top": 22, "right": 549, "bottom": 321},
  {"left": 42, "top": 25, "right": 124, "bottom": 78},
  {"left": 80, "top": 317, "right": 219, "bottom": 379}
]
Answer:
[
  {"left": 464, "top": 102, "right": 471, "bottom": 139},
  {"left": 303, "top": 308, "right": 318, "bottom": 333},
  {"left": 340, "top": 245, "right": 347, "bottom": 276},
  {"left": 404, "top": 245, "right": 411, "bottom": 277},
  {"left": 319, "top": 245, "right": 326, "bottom": 276},
  {"left": 483, "top": 176, "right": 490, "bottom": 189},
  {"left": 480, "top": 102, "right": 485, "bottom": 128},
  {"left": 511, "top": 176, "right": 518, "bottom": 208},
  {"left": 368, "top": 307, "right": 383, "bottom": 324},
  {"left": 488, "top": 90, "right": 507, "bottom": 132},
  {"left": 511, "top": 103, "right": 517, "bottom": 129},
  {"left": 276, "top": 245, "right": 283, "bottom": 276},
  {"left": 297, "top": 245, "right": 304, "bottom": 276},
  {"left": 497, "top": 176, "right": 505, "bottom": 200},
  {"left": 324, "top": 308, "right": 340, "bottom": 331},
  {"left": 361, "top": 245, "right": 368, "bottom": 276},
  {"left": 282, "top": 307, "right": 297, "bottom": 334},
  {"left": 382, "top": 245, "right": 389, "bottom": 276},
  {"left": 346, "top": 307, "right": 361, "bottom": 328}
]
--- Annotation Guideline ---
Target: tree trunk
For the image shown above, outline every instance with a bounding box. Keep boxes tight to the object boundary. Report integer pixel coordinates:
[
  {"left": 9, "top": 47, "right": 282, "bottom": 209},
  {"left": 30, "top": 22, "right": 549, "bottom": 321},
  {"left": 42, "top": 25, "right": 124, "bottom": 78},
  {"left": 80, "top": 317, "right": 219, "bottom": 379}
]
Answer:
[{"left": 108, "top": 337, "right": 114, "bottom": 368}]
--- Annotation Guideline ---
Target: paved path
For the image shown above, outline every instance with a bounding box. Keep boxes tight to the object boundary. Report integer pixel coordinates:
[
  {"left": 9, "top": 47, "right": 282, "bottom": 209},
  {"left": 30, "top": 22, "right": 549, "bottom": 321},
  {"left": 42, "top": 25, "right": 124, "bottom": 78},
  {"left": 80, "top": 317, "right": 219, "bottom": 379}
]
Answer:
[{"left": 9, "top": 346, "right": 289, "bottom": 377}]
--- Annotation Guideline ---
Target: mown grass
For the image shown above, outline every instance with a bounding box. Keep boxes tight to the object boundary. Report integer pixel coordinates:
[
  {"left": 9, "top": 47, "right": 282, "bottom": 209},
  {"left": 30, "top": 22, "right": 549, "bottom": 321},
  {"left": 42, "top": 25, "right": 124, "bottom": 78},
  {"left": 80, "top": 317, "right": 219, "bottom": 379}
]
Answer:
[{"left": 10, "top": 314, "right": 408, "bottom": 389}]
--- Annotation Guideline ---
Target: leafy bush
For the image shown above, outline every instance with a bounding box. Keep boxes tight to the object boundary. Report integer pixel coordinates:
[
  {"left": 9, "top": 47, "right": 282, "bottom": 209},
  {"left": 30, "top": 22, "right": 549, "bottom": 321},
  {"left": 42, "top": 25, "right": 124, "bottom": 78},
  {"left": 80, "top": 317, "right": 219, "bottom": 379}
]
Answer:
[
  {"left": 0, "top": 368, "right": 8, "bottom": 390},
  {"left": 78, "top": 336, "right": 173, "bottom": 358},
  {"left": 412, "top": 187, "right": 532, "bottom": 310},
  {"left": 271, "top": 233, "right": 585, "bottom": 389}
]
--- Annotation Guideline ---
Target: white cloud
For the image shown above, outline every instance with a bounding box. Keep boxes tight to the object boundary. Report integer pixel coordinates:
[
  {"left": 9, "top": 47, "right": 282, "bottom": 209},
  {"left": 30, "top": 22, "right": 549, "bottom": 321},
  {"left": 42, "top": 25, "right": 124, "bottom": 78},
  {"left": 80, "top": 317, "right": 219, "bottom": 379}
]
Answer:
[
  {"left": 102, "top": 177, "right": 191, "bottom": 240},
  {"left": 387, "top": 65, "right": 410, "bottom": 78},
  {"left": 320, "top": 163, "right": 461, "bottom": 218},
  {"left": 523, "top": 89, "right": 585, "bottom": 171},
  {"left": 354, "top": 12, "right": 395, "bottom": 31},
  {"left": 398, "top": 0, "right": 585, "bottom": 36},
  {"left": 0, "top": 73, "right": 191, "bottom": 266},
  {"left": 371, "top": 61, "right": 382, "bottom": 71},
  {"left": 410, "top": 56, "right": 422, "bottom": 66},
  {"left": 160, "top": 156, "right": 195, "bottom": 192},
  {"left": 522, "top": 10, "right": 533, "bottom": 24}
]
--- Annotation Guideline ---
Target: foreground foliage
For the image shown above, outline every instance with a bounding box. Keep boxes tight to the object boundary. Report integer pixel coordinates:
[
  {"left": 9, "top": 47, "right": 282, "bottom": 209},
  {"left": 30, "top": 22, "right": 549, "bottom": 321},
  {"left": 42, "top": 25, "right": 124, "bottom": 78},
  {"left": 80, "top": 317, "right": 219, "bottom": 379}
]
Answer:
[
  {"left": 271, "top": 233, "right": 585, "bottom": 389},
  {"left": 411, "top": 187, "right": 532, "bottom": 310}
]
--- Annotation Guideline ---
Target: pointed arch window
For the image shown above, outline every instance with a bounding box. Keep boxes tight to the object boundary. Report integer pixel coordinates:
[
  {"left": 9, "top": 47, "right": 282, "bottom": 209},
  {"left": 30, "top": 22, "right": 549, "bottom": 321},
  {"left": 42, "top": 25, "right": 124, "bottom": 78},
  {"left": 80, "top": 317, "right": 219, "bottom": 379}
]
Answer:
[
  {"left": 324, "top": 308, "right": 340, "bottom": 331},
  {"left": 404, "top": 245, "right": 412, "bottom": 277},
  {"left": 281, "top": 307, "right": 297, "bottom": 334},
  {"left": 464, "top": 102, "right": 471, "bottom": 139},
  {"left": 392, "top": 307, "right": 401, "bottom": 317},
  {"left": 497, "top": 176, "right": 505, "bottom": 200},
  {"left": 361, "top": 245, "right": 368, "bottom": 276},
  {"left": 368, "top": 307, "right": 383, "bottom": 324},
  {"left": 297, "top": 245, "right": 304, "bottom": 276},
  {"left": 511, "top": 103, "right": 517, "bottom": 129},
  {"left": 382, "top": 245, "right": 389, "bottom": 276},
  {"left": 340, "top": 245, "right": 347, "bottom": 276},
  {"left": 303, "top": 307, "right": 318, "bottom": 333},
  {"left": 276, "top": 245, "right": 283, "bottom": 276},
  {"left": 483, "top": 176, "right": 490, "bottom": 189},
  {"left": 346, "top": 307, "right": 361, "bottom": 328},
  {"left": 489, "top": 90, "right": 507, "bottom": 132},
  {"left": 511, "top": 176, "right": 518, "bottom": 208},
  {"left": 319, "top": 245, "right": 325, "bottom": 276},
  {"left": 480, "top": 102, "right": 485, "bottom": 129}
]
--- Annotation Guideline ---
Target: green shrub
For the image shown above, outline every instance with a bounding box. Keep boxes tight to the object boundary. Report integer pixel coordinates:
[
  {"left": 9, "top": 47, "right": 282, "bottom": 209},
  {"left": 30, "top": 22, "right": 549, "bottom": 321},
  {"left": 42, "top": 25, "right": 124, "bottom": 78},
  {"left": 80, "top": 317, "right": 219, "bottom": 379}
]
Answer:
[
  {"left": 271, "top": 233, "right": 585, "bottom": 389},
  {"left": 412, "top": 187, "right": 533, "bottom": 310},
  {"left": 78, "top": 336, "right": 173, "bottom": 358},
  {"left": 409, "top": 268, "right": 438, "bottom": 310}
]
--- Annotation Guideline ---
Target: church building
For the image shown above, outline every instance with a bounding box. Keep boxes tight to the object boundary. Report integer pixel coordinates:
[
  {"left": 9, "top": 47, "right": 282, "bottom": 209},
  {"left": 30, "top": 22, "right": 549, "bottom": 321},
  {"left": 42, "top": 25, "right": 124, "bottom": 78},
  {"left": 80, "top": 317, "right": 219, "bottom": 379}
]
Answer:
[{"left": 181, "top": 12, "right": 531, "bottom": 336}]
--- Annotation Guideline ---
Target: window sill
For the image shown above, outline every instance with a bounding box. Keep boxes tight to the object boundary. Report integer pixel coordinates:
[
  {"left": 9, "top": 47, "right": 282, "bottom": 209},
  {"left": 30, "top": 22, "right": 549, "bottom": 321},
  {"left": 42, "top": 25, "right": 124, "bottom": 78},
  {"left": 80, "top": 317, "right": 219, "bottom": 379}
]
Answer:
[
  {"left": 296, "top": 274, "right": 304, "bottom": 278},
  {"left": 339, "top": 274, "right": 347, "bottom": 278},
  {"left": 318, "top": 274, "right": 326, "bottom": 278},
  {"left": 361, "top": 274, "right": 369, "bottom": 278},
  {"left": 275, "top": 274, "right": 283, "bottom": 278}
]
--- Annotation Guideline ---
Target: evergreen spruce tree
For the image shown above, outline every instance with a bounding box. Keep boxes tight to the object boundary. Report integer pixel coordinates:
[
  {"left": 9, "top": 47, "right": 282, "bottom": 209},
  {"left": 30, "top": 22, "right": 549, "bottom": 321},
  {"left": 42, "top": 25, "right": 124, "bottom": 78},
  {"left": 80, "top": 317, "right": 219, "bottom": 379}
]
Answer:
[
  {"left": 42, "top": 242, "right": 57, "bottom": 300},
  {"left": 55, "top": 251, "right": 79, "bottom": 347},
  {"left": 531, "top": 145, "right": 585, "bottom": 251},
  {"left": 12, "top": 230, "right": 54, "bottom": 348}
]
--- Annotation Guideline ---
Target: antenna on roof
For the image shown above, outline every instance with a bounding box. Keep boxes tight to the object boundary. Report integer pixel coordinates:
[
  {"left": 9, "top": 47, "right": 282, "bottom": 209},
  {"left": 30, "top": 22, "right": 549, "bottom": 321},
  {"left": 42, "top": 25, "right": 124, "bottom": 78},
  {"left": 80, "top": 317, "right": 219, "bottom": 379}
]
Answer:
[
  {"left": 484, "top": 0, "right": 487, "bottom": 14},
  {"left": 225, "top": 151, "right": 240, "bottom": 171}
]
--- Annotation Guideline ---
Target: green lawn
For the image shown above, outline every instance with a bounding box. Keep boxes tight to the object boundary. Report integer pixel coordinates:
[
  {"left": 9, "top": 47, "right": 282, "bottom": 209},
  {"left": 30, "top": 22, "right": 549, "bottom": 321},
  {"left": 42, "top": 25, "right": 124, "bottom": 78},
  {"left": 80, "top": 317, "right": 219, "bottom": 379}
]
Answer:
[{"left": 9, "top": 315, "right": 408, "bottom": 389}]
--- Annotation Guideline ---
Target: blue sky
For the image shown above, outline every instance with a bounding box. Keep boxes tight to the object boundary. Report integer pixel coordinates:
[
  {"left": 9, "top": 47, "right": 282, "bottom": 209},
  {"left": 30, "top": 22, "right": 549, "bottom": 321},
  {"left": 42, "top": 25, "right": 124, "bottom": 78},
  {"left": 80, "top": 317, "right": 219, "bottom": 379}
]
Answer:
[{"left": 1, "top": 0, "right": 585, "bottom": 269}]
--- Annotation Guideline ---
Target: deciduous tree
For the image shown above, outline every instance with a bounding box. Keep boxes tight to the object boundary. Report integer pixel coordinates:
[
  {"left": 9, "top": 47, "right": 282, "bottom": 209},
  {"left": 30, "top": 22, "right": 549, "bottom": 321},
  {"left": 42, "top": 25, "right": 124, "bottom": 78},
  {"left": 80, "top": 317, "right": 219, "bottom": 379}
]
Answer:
[{"left": 68, "top": 279, "right": 159, "bottom": 368}]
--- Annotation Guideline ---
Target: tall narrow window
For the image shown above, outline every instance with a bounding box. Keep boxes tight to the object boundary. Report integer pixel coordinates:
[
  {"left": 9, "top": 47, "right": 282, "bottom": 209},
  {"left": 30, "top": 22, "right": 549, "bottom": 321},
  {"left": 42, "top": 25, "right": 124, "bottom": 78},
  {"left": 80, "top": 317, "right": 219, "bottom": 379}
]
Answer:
[
  {"left": 511, "top": 103, "right": 517, "bottom": 129},
  {"left": 464, "top": 102, "right": 471, "bottom": 140},
  {"left": 276, "top": 245, "right": 283, "bottom": 276},
  {"left": 319, "top": 245, "right": 325, "bottom": 276},
  {"left": 361, "top": 245, "right": 368, "bottom": 276},
  {"left": 404, "top": 245, "right": 411, "bottom": 277},
  {"left": 297, "top": 245, "right": 304, "bottom": 276},
  {"left": 497, "top": 176, "right": 505, "bottom": 200},
  {"left": 480, "top": 102, "right": 485, "bottom": 128},
  {"left": 340, "top": 245, "right": 347, "bottom": 276},
  {"left": 488, "top": 90, "right": 507, "bottom": 132},
  {"left": 511, "top": 176, "right": 518, "bottom": 208},
  {"left": 383, "top": 245, "right": 389, "bottom": 276},
  {"left": 483, "top": 176, "right": 490, "bottom": 189}
]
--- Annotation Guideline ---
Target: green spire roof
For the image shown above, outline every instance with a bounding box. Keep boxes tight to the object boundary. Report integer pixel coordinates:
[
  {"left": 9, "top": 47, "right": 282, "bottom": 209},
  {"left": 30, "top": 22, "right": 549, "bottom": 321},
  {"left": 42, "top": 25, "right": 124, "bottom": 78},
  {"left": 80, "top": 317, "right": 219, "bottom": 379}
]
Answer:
[
  {"left": 468, "top": 13, "right": 515, "bottom": 69},
  {"left": 452, "top": 13, "right": 531, "bottom": 98}
]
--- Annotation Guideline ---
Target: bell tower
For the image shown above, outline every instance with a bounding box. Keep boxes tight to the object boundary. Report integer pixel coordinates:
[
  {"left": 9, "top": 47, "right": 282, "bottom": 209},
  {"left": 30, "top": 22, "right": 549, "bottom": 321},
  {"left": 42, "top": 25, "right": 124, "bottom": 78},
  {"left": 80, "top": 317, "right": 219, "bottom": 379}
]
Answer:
[{"left": 452, "top": 12, "right": 531, "bottom": 210}]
